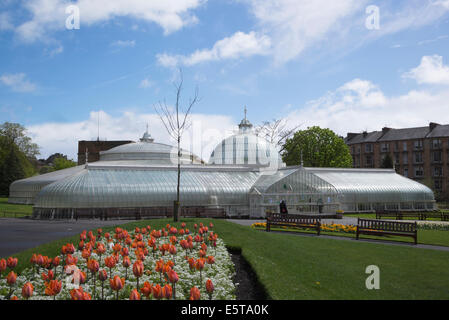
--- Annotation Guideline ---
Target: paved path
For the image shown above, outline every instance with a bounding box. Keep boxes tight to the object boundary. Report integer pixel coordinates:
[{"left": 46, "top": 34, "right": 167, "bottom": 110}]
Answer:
[
  {"left": 0, "top": 218, "right": 134, "bottom": 258},
  {"left": 226, "top": 219, "right": 449, "bottom": 252}
]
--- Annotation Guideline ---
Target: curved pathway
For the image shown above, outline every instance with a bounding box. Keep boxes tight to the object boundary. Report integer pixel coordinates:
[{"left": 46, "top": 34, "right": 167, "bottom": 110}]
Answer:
[{"left": 0, "top": 218, "right": 134, "bottom": 257}]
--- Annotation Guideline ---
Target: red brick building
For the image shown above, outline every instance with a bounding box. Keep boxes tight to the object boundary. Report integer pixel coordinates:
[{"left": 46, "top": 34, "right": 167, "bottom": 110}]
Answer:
[
  {"left": 77, "top": 140, "right": 134, "bottom": 165},
  {"left": 345, "top": 122, "right": 449, "bottom": 201}
]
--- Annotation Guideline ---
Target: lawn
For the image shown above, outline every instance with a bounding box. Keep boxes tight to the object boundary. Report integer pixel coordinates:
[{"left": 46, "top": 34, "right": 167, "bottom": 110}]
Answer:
[
  {"left": 253, "top": 223, "right": 449, "bottom": 247},
  {"left": 4, "top": 218, "right": 449, "bottom": 300},
  {"left": 0, "top": 197, "right": 33, "bottom": 217}
]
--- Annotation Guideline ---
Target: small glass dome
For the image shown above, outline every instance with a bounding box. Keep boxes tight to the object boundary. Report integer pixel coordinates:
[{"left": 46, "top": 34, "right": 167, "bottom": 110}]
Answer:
[
  {"left": 209, "top": 108, "right": 285, "bottom": 168},
  {"left": 99, "top": 128, "right": 202, "bottom": 164}
]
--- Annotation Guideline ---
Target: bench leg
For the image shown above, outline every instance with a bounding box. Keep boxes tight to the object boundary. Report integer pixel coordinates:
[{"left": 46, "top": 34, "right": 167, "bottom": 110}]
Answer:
[{"left": 356, "top": 227, "right": 359, "bottom": 240}]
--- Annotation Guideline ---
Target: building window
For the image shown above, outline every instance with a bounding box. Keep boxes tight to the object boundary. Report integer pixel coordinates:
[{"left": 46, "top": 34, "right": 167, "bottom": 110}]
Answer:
[
  {"left": 404, "top": 167, "right": 408, "bottom": 177},
  {"left": 394, "top": 154, "right": 400, "bottom": 165},
  {"left": 394, "top": 141, "right": 399, "bottom": 152},
  {"left": 403, "top": 141, "right": 408, "bottom": 152},
  {"left": 365, "top": 155, "right": 373, "bottom": 167},
  {"left": 403, "top": 153, "right": 408, "bottom": 164},
  {"left": 433, "top": 166, "right": 443, "bottom": 177},
  {"left": 435, "top": 179, "right": 443, "bottom": 190},
  {"left": 432, "top": 151, "right": 442, "bottom": 163},
  {"left": 432, "top": 139, "right": 442, "bottom": 149},
  {"left": 414, "top": 140, "right": 423, "bottom": 150},
  {"left": 381, "top": 143, "right": 389, "bottom": 152},
  {"left": 365, "top": 143, "right": 373, "bottom": 153},
  {"left": 414, "top": 166, "right": 424, "bottom": 177},
  {"left": 414, "top": 152, "right": 423, "bottom": 164}
]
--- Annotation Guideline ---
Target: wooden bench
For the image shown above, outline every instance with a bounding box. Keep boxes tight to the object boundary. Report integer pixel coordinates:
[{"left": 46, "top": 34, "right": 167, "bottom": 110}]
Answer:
[
  {"left": 376, "top": 210, "right": 448, "bottom": 221},
  {"left": 356, "top": 218, "right": 417, "bottom": 244},
  {"left": 266, "top": 212, "right": 321, "bottom": 235}
]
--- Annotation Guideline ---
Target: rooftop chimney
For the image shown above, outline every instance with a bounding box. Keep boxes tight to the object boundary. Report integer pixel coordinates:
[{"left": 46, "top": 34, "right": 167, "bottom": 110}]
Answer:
[{"left": 429, "top": 122, "right": 440, "bottom": 131}]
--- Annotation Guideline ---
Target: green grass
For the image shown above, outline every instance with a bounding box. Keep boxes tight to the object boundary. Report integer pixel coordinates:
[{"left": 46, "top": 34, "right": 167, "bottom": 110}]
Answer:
[
  {"left": 258, "top": 225, "right": 449, "bottom": 247},
  {"left": 344, "top": 212, "right": 448, "bottom": 221},
  {"left": 4, "top": 218, "right": 449, "bottom": 300},
  {"left": 0, "top": 197, "right": 32, "bottom": 217}
]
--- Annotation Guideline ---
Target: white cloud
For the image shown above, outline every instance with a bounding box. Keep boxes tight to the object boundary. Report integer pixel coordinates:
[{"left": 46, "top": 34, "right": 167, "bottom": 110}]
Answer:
[
  {"left": 14, "top": 0, "right": 205, "bottom": 43},
  {"left": 157, "top": 31, "right": 271, "bottom": 67},
  {"left": 402, "top": 55, "right": 449, "bottom": 85},
  {"left": 285, "top": 77, "right": 449, "bottom": 137},
  {"left": 156, "top": 0, "right": 449, "bottom": 67},
  {"left": 27, "top": 110, "right": 237, "bottom": 162},
  {"left": 44, "top": 44, "right": 64, "bottom": 57},
  {"left": 139, "top": 78, "right": 154, "bottom": 88},
  {"left": 0, "top": 12, "right": 14, "bottom": 31},
  {"left": 0, "top": 73, "right": 37, "bottom": 92},
  {"left": 246, "top": 0, "right": 365, "bottom": 64},
  {"left": 110, "top": 40, "right": 136, "bottom": 48}
]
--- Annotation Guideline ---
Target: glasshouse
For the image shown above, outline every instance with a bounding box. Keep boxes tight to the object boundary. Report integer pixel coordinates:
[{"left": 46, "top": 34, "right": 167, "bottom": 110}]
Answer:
[{"left": 9, "top": 113, "right": 436, "bottom": 219}]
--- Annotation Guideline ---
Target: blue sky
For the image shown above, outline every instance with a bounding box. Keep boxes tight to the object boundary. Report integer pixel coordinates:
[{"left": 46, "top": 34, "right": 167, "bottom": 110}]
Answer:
[{"left": 1, "top": 0, "right": 449, "bottom": 160}]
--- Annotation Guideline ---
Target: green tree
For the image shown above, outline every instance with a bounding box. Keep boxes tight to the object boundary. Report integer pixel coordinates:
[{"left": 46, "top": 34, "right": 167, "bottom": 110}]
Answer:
[
  {"left": 0, "top": 137, "right": 35, "bottom": 196},
  {"left": 380, "top": 153, "right": 394, "bottom": 168},
  {"left": 0, "top": 122, "right": 40, "bottom": 158},
  {"left": 282, "top": 126, "right": 352, "bottom": 168},
  {"left": 53, "top": 157, "right": 76, "bottom": 171}
]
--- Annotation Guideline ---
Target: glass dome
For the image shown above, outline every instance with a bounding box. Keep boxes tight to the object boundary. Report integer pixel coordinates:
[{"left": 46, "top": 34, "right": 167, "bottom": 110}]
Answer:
[{"left": 209, "top": 109, "right": 285, "bottom": 168}]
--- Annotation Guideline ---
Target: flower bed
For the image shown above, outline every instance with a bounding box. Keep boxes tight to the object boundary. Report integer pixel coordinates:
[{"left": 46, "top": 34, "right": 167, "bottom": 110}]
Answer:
[
  {"left": 0, "top": 222, "right": 236, "bottom": 300},
  {"left": 251, "top": 222, "right": 357, "bottom": 234},
  {"left": 417, "top": 221, "right": 449, "bottom": 231}
]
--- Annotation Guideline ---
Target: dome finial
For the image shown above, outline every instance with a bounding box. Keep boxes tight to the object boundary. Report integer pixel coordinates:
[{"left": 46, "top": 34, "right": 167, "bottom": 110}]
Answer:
[
  {"left": 238, "top": 106, "right": 253, "bottom": 132},
  {"left": 140, "top": 123, "right": 154, "bottom": 142}
]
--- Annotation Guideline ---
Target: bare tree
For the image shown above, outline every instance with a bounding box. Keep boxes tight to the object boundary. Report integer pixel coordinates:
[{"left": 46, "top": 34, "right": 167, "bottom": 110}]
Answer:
[
  {"left": 255, "top": 118, "right": 301, "bottom": 152},
  {"left": 154, "top": 69, "right": 199, "bottom": 222}
]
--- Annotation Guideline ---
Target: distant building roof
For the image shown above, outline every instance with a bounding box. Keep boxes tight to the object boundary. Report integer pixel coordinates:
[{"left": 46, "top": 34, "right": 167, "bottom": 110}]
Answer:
[{"left": 345, "top": 122, "right": 449, "bottom": 144}]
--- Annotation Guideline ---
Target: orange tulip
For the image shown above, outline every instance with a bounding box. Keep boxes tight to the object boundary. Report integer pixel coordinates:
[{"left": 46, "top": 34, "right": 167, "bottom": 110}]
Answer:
[
  {"left": 10, "top": 296, "right": 19, "bottom": 300},
  {"left": 70, "top": 287, "right": 91, "bottom": 300},
  {"left": 105, "top": 256, "right": 116, "bottom": 277},
  {"left": 110, "top": 275, "right": 125, "bottom": 291},
  {"left": 6, "top": 271, "right": 16, "bottom": 285},
  {"left": 190, "top": 286, "right": 201, "bottom": 300},
  {"left": 133, "top": 260, "right": 144, "bottom": 278},
  {"left": 0, "top": 258, "right": 6, "bottom": 273},
  {"left": 52, "top": 256, "right": 60, "bottom": 267},
  {"left": 130, "top": 289, "right": 141, "bottom": 300},
  {"left": 122, "top": 256, "right": 131, "bottom": 268},
  {"left": 21, "top": 282, "right": 33, "bottom": 299},
  {"left": 188, "top": 257, "right": 196, "bottom": 271},
  {"left": 110, "top": 275, "right": 125, "bottom": 300},
  {"left": 152, "top": 284, "right": 163, "bottom": 300},
  {"left": 45, "top": 279, "right": 62, "bottom": 298},
  {"left": 167, "top": 269, "right": 179, "bottom": 284},
  {"left": 133, "top": 260, "right": 144, "bottom": 290},
  {"left": 140, "top": 281, "right": 153, "bottom": 298},
  {"left": 82, "top": 249, "right": 91, "bottom": 260},
  {"left": 65, "top": 254, "right": 78, "bottom": 266},
  {"left": 162, "top": 284, "right": 172, "bottom": 299},
  {"left": 206, "top": 279, "right": 214, "bottom": 299},
  {"left": 195, "top": 258, "right": 205, "bottom": 271},
  {"left": 6, "top": 257, "right": 18, "bottom": 269},
  {"left": 207, "top": 256, "right": 215, "bottom": 265},
  {"left": 96, "top": 243, "right": 106, "bottom": 255},
  {"left": 78, "top": 240, "right": 85, "bottom": 251},
  {"left": 42, "top": 270, "right": 55, "bottom": 281},
  {"left": 87, "top": 259, "right": 99, "bottom": 273}
]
